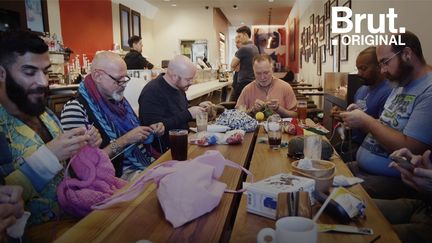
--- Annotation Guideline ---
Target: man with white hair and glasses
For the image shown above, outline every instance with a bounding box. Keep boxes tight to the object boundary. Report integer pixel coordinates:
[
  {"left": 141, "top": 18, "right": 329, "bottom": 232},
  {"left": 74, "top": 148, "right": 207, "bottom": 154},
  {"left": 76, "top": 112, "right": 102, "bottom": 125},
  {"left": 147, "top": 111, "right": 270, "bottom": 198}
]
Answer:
[
  {"left": 61, "top": 51, "right": 164, "bottom": 181},
  {"left": 340, "top": 31, "right": 432, "bottom": 199}
]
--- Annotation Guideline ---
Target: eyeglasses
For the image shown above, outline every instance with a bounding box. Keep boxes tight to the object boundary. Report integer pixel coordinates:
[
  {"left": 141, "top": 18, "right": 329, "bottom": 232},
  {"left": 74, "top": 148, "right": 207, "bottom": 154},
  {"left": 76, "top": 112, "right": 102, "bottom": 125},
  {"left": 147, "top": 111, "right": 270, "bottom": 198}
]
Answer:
[
  {"left": 96, "top": 69, "right": 131, "bottom": 86},
  {"left": 378, "top": 50, "right": 401, "bottom": 68}
]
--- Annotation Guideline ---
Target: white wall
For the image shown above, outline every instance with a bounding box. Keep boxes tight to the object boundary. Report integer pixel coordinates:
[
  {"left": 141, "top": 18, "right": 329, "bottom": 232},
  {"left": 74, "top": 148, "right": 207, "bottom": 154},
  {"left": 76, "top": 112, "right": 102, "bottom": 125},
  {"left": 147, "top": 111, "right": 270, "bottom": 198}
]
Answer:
[
  {"left": 149, "top": 7, "right": 216, "bottom": 67},
  {"left": 297, "top": 0, "right": 432, "bottom": 87}
]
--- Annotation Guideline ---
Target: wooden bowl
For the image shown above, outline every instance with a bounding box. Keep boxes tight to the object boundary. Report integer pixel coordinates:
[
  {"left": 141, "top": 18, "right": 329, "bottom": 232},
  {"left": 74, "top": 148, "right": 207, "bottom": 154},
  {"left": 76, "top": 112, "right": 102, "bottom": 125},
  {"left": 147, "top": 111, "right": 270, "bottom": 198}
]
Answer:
[
  {"left": 292, "top": 169, "right": 335, "bottom": 193},
  {"left": 291, "top": 159, "right": 335, "bottom": 178}
]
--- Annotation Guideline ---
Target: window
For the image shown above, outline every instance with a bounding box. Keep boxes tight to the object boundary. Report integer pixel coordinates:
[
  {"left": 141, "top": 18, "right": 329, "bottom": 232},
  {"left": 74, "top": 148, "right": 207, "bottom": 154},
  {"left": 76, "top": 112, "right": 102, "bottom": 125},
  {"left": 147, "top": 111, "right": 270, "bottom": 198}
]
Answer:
[
  {"left": 119, "top": 4, "right": 130, "bottom": 50},
  {"left": 131, "top": 10, "right": 141, "bottom": 37}
]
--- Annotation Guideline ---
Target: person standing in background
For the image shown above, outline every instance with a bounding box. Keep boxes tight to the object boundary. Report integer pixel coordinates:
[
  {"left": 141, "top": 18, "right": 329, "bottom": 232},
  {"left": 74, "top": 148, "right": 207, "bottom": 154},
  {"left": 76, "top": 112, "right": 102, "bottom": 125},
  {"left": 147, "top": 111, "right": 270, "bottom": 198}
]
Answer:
[
  {"left": 230, "top": 26, "right": 259, "bottom": 101},
  {"left": 124, "top": 35, "right": 154, "bottom": 70}
]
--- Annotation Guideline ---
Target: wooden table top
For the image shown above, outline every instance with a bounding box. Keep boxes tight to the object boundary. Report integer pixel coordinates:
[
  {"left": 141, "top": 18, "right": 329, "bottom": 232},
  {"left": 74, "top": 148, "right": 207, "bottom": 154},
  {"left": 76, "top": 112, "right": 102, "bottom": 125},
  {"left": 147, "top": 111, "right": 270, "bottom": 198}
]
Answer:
[
  {"left": 229, "top": 127, "right": 401, "bottom": 243},
  {"left": 55, "top": 132, "right": 256, "bottom": 243}
]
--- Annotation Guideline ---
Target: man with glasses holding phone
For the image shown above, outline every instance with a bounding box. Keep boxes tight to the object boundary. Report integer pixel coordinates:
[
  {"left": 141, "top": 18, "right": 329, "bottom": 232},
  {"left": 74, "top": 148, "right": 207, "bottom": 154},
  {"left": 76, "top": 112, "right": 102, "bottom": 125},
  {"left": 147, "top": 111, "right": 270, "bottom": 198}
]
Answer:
[
  {"left": 61, "top": 51, "right": 164, "bottom": 181},
  {"left": 340, "top": 31, "right": 432, "bottom": 199}
]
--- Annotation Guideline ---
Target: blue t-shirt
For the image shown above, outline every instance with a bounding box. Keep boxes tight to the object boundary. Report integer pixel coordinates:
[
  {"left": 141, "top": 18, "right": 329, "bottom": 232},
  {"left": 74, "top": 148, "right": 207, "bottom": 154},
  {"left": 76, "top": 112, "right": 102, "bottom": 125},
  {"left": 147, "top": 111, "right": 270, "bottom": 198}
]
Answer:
[
  {"left": 357, "top": 72, "right": 432, "bottom": 176},
  {"left": 351, "top": 80, "right": 392, "bottom": 144}
]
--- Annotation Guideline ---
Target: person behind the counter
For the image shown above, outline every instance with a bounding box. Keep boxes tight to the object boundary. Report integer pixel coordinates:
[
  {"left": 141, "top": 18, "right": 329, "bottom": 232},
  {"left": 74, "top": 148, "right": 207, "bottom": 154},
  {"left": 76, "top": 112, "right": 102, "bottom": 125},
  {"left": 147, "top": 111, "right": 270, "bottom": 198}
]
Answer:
[{"left": 124, "top": 35, "right": 154, "bottom": 70}]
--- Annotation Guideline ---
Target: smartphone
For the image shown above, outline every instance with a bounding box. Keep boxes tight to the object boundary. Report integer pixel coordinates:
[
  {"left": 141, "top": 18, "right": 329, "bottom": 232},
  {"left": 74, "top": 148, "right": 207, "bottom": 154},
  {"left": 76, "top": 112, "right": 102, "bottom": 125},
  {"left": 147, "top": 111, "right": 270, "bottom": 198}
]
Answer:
[{"left": 390, "top": 155, "right": 415, "bottom": 172}]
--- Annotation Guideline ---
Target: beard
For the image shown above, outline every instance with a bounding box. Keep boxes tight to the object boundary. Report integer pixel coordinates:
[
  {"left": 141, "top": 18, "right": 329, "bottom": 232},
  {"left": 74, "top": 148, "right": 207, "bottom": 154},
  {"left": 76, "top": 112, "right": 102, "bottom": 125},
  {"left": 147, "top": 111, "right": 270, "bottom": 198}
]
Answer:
[
  {"left": 385, "top": 58, "right": 414, "bottom": 86},
  {"left": 5, "top": 70, "right": 48, "bottom": 116},
  {"left": 111, "top": 90, "right": 124, "bottom": 102}
]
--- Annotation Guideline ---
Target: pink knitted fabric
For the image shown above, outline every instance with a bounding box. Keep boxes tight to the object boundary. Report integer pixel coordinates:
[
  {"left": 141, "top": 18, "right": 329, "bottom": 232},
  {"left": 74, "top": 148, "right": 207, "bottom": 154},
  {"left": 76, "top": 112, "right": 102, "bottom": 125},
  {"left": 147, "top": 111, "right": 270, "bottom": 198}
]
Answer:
[{"left": 57, "top": 146, "right": 127, "bottom": 217}]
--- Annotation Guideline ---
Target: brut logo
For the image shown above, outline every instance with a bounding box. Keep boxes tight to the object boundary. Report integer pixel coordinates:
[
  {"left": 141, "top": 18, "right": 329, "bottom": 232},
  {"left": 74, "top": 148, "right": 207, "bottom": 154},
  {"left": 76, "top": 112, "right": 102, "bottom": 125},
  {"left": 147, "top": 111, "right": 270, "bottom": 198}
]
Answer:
[{"left": 331, "top": 7, "right": 406, "bottom": 46}]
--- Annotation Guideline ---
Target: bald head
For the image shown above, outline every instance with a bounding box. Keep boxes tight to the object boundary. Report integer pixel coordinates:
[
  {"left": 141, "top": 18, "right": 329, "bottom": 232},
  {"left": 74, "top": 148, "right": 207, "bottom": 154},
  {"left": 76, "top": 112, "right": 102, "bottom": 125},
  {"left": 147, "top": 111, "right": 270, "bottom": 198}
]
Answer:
[
  {"left": 356, "top": 47, "right": 383, "bottom": 86},
  {"left": 165, "top": 55, "right": 196, "bottom": 91},
  {"left": 90, "top": 51, "right": 129, "bottom": 101},
  {"left": 167, "top": 55, "right": 195, "bottom": 74},
  {"left": 91, "top": 51, "right": 126, "bottom": 73}
]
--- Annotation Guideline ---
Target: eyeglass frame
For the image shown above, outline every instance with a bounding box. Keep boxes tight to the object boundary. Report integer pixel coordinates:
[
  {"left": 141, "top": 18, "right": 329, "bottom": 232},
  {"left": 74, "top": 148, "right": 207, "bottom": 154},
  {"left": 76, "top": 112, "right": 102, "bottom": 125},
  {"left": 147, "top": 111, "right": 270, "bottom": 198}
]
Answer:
[
  {"left": 378, "top": 50, "right": 402, "bottom": 68},
  {"left": 95, "top": 69, "right": 131, "bottom": 86}
]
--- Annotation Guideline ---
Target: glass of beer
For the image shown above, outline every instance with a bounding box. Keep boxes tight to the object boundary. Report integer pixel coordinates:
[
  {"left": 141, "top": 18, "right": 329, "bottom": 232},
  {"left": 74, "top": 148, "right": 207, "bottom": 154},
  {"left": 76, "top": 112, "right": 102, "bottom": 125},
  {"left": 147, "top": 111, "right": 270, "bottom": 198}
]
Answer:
[
  {"left": 297, "top": 99, "right": 308, "bottom": 125},
  {"left": 169, "top": 129, "right": 188, "bottom": 160}
]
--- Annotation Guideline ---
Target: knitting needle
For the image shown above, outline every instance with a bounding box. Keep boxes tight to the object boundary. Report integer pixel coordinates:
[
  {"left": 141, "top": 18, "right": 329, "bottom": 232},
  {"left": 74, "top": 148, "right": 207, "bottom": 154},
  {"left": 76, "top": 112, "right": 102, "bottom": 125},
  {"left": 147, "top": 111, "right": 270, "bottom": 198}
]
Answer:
[
  {"left": 369, "top": 235, "right": 381, "bottom": 243},
  {"left": 110, "top": 143, "right": 135, "bottom": 160}
]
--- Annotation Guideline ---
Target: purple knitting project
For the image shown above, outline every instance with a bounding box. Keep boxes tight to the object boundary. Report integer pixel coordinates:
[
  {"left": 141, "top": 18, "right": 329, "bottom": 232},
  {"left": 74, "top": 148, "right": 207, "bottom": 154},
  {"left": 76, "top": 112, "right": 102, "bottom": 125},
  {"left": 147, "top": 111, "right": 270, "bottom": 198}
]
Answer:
[{"left": 57, "top": 146, "right": 127, "bottom": 217}]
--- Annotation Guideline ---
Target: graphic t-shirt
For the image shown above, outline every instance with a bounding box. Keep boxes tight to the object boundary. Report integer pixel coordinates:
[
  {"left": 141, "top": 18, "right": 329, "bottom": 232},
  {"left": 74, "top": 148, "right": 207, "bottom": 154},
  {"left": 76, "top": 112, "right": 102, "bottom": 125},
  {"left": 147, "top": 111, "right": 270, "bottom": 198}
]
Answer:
[{"left": 357, "top": 72, "right": 432, "bottom": 176}]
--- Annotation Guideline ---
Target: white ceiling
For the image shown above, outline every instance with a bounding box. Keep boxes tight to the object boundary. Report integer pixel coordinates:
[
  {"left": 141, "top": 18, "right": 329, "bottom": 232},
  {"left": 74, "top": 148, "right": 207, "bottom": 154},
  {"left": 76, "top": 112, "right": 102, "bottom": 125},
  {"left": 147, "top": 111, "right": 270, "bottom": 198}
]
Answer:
[{"left": 145, "top": 0, "right": 295, "bottom": 26}]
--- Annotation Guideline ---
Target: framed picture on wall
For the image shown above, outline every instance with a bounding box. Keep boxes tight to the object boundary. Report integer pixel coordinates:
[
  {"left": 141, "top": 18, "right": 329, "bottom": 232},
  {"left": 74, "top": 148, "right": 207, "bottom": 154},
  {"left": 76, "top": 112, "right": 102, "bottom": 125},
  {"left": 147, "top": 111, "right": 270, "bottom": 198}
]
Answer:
[
  {"left": 119, "top": 4, "right": 131, "bottom": 50},
  {"left": 324, "top": 0, "right": 331, "bottom": 20},
  {"left": 300, "top": 47, "right": 303, "bottom": 68},
  {"left": 319, "top": 16, "right": 325, "bottom": 41},
  {"left": 340, "top": 35, "right": 349, "bottom": 61},
  {"left": 315, "top": 15, "right": 320, "bottom": 36},
  {"left": 301, "top": 27, "right": 305, "bottom": 47},
  {"left": 325, "top": 23, "right": 331, "bottom": 50},
  {"left": 330, "top": 0, "right": 338, "bottom": 30},
  {"left": 25, "top": 0, "right": 49, "bottom": 33},
  {"left": 332, "top": 35, "right": 340, "bottom": 72},
  {"left": 317, "top": 46, "right": 322, "bottom": 76},
  {"left": 289, "top": 19, "right": 296, "bottom": 61},
  {"left": 312, "top": 41, "right": 317, "bottom": 64},
  {"left": 310, "top": 14, "right": 315, "bottom": 27},
  {"left": 131, "top": 10, "right": 141, "bottom": 37},
  {"left": 321, "top": 45, "right": 326, "bottom": 63},
  {"left": 330, "top": 35, "right": 339, "bottom": 56}
]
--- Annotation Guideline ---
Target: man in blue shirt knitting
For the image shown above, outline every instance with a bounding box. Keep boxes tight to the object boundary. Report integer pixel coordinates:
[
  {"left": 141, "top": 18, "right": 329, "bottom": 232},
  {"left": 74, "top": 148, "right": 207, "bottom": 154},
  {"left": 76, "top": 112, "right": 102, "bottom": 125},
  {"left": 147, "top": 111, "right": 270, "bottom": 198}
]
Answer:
[
  {"left": 333, "top": 47, "right": 392, "bottom": 162},
  {"left": 341, "top": 31, "right": 432, "bottom": 199}
]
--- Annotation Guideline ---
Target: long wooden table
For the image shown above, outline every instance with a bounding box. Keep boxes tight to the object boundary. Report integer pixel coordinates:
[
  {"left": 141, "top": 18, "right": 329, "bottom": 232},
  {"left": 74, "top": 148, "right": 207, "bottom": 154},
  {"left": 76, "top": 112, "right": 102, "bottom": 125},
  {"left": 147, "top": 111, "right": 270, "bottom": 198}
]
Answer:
[
  {"left": 55, "top": 132, "right": 256, "bottom": 243},
  {"left": 229, "top": 127, "right": 401, "bottom": 243}
]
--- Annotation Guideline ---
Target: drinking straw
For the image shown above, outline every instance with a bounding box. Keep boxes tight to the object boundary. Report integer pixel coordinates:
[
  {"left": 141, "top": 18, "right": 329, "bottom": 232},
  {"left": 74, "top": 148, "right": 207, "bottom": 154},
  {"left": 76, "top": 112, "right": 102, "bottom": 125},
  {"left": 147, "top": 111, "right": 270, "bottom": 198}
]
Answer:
[{"left": 312, "top": 187, "right": 338, "bottom": 222}]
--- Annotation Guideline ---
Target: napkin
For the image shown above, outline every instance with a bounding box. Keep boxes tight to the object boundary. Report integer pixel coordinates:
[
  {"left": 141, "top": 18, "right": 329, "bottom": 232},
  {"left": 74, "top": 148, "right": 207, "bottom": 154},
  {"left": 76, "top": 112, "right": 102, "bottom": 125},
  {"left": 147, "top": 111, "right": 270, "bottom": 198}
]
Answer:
[
  {"left": 333, "top": 175, "right": 364, "bottom": 187},
  {"left": 190, "top": 125, "right": 230, "bottom": 133}
]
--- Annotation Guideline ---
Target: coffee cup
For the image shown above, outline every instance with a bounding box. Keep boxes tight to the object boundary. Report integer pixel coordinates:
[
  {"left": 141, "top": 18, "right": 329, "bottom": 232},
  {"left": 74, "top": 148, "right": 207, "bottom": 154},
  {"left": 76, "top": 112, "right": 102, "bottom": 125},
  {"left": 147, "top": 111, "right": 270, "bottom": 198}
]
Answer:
[{"left": 256, "top": 216, "right": 317, "bottom": 243}]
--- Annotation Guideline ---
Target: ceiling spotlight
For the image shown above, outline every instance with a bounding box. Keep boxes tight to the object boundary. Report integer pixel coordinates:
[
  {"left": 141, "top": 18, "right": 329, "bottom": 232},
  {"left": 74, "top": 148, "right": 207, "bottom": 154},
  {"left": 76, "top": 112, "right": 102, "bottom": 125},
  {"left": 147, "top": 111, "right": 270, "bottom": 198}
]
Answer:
[
  {"left": 171, "top": 3, "right": 177, "bottom": 6},
  {"left": 233, "top": 5, "right": 238, "bottom": 9},
  {"left": 268, "top": 0, "right": 274, "bottom": 2},
  {"left": 163, "top": 0, "right": 170, "bottom": 2}
]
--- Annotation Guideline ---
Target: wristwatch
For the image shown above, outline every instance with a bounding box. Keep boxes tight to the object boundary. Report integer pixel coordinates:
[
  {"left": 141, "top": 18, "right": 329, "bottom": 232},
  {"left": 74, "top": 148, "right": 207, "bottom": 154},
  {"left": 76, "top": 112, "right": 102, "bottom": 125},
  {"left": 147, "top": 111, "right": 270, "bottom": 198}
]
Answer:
[{"left": 110, "top": 139, "right": 120, "bottom": 154}]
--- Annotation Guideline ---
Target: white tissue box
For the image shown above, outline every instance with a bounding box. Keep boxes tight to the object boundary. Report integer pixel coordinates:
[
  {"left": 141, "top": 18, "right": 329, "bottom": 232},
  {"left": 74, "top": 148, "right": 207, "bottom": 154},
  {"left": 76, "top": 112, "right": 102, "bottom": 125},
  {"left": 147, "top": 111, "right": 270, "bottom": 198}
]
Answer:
[{"left": 246, "top": 173, "right": 315, "bottom": 219}]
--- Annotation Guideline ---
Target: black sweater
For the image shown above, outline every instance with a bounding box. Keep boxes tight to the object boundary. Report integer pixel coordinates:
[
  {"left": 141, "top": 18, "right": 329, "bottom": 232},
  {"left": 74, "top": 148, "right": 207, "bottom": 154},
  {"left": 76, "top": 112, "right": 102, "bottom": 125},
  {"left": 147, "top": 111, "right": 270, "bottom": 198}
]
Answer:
[
  {"left": 124, "top": 50, "right": 154, "bottom": 70},
  {"left": 138, "top": 75, "right": 192, "bottom": 149}
]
